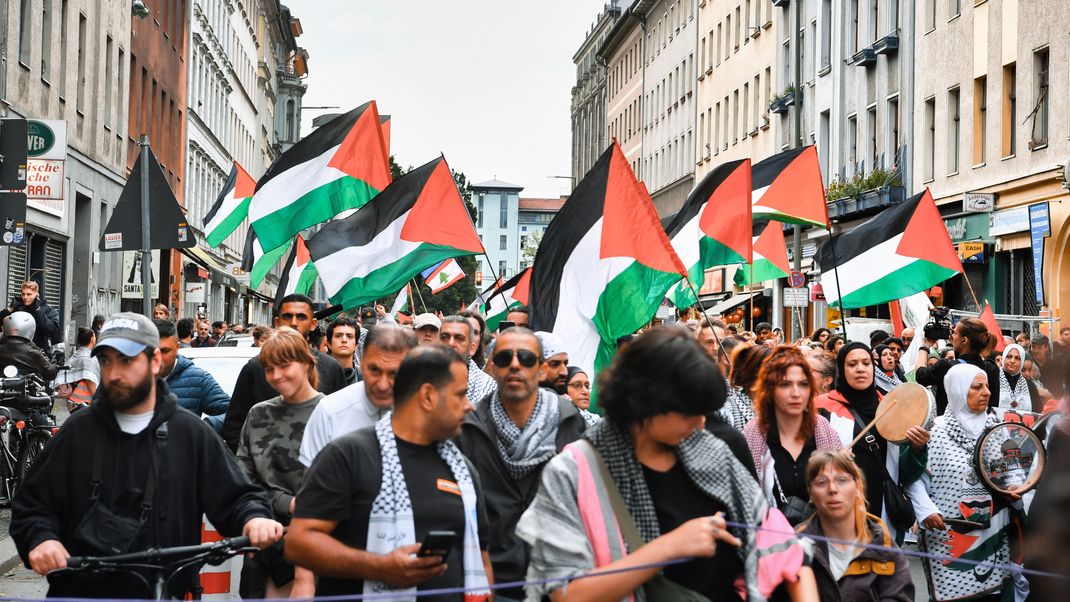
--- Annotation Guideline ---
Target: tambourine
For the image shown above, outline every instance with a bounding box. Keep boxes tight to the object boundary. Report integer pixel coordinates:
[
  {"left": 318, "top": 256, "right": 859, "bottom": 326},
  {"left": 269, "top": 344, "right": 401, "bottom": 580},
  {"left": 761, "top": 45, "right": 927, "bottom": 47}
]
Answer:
[
  {"left": 974, "top": 421, "right": 1046, "bottom": 496},
  {"left": 874, "top": 382, "right": 932, "bottom": 444},
  {"left": 1032, "top": 411, "right": 1063, "bottom": 447}
]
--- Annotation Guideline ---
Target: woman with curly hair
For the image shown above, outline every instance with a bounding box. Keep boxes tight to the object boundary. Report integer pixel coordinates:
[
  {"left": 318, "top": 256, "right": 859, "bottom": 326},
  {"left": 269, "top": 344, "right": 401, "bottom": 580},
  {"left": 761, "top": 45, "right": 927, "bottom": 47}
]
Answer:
[{"left": 743, "top": 346, "right": 842, "bottom": 525}]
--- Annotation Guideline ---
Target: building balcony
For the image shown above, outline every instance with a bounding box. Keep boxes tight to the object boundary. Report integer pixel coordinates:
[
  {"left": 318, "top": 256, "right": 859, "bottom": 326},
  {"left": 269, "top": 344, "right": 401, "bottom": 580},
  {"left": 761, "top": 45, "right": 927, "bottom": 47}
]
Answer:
[
  {"left": 848, "top": 47, "right": 877, "bottom": 67},
  {"left": 827, "top": 185, "right": 906, "bottom": 220},
  {"left": 873, "top": 34, "right": 899, "bottom": 55}
]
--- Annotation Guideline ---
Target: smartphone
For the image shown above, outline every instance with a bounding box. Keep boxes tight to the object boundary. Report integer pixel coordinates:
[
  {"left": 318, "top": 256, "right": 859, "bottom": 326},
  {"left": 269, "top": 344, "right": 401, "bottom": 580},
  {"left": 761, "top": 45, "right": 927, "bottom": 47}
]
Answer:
[
  {"left": 498, "top": 320, "right": 515, "bottom": 333},
  {"left": 417, "top": 531, "right": 458, "bottom": 564}
]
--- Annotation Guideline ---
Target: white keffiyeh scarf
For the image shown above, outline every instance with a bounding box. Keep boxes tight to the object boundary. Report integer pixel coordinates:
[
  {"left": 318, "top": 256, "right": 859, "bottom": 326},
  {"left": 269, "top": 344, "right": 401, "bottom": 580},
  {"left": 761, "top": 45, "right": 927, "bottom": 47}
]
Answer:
[{"left": 364, "top": 414, "right": 490, "bottom": 601}]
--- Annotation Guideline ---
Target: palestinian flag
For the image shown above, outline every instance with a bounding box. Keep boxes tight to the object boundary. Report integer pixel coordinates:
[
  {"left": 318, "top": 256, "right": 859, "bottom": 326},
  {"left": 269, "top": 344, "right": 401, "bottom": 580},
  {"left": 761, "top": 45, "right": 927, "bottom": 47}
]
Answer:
[
  {"left": 529, "top": 142, "right": 686, "bottom": 380},
  {"left": 978, "top": 303, "right": 1007, "bottom": 353},
  {"left": 752, "top": 146, "right": 829, "bottom": 227},
  {"left": 388, "top": 283, "right": 410, "bottom": 318},
  {"left": 380, "top": 114, "right": 391, "bottom": 153},
  {"left": 250, "top": 101, "right": 391, "bottom": 252},
  {"left": 203, "top": 162, "right": 255, "bottom": 247},
  {"left": 734, "top": 221, "right": 791, "bottom": 285},
  {"left": 241, "top": 226, "right": 290, "bottom": 289},
  {"left": 306, "top": 156, "right": 484, "bottom": 309},
  {"left": 663, "top": 159, "right": 752, "bottom": 308},
  {"left": 422, "top": 258, "right": 465, "bottom": 294},
  {"left": 480, "top": 268, "right": 531, "bottom": 332},
  {"left": 816, "top": 189, "right": 961, "bottom": 309},
  {"left": 277, "top": 235, "right": 318, "bottom": 302}
]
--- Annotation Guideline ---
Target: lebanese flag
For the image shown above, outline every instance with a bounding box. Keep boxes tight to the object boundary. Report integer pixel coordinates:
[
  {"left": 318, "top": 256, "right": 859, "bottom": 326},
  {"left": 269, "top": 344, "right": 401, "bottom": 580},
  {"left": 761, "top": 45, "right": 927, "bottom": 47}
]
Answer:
[
  {"left": 816, "top": 189, "right": 962, "bottom": 309},
  {"left": 480, "top": 268, "right": 531, "bottom": 332},
  {"left": 735, "top": 221, "right": 791, "bottom": 285},
  {"left": 203, "top": 162, "right": 255, "bottom": 248},
  {"left": 752, "top": 146, "right": 829, "bottom": 228},
  {"left": 277, "top": 235, "right": 318, "bottom": 302},
  {"left": 663, "top": 159, "right": 752, "bottom": 308},
  {"left": 250, "top": 101, "right": 391, "bottom": 252},
  {"left": 306, "top": 156, "right": 484, "bottom": 309},
  {"left": 422, "top": 258, "right": 465, "bottom": 294},
  {"left": 529, "top": 142, "right": 686, "bottom": 377},
  {"left": 241, "top": 226, "right": 290, "bottom": 289}
]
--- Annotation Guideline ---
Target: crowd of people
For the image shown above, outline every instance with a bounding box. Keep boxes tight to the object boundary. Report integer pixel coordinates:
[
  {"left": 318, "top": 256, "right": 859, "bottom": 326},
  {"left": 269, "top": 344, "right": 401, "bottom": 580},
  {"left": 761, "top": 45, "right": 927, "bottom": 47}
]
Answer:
[{"left": 3, "top": 289, "right": 1070, "bottom": 601}]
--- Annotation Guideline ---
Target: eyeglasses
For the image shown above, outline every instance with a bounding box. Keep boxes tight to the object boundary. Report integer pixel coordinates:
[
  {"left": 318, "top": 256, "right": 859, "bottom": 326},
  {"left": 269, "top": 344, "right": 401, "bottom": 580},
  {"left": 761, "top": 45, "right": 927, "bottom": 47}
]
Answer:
[
  {"left": 810, "top": 475, "right": 854, "bottom": 489},
  {"left": 492, "top": 348, "right": 539, "bottom": 369},
  {"left": 568, "top": 381, "right": 592, "bottom": 390}
]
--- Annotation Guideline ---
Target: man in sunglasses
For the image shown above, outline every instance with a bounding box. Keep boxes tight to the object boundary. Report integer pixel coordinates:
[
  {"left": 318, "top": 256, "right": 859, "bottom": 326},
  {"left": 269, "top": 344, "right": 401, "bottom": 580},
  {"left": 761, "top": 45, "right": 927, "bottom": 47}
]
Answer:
[
  {"left": 222, "top": 294, "right": 348, "bottom": 453},
  {"left": 534, "top": 331, "right": 569, "bottom": 394},
  {"left": 456, "top": 328, "right": 587, "bottom": 602}
]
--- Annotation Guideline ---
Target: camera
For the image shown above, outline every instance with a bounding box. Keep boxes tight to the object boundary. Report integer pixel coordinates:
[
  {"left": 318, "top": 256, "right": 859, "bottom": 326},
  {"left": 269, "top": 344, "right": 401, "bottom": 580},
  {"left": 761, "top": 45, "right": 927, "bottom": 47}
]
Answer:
[{"left": 923, "top": 306, "right": 953, "bottom": 341}]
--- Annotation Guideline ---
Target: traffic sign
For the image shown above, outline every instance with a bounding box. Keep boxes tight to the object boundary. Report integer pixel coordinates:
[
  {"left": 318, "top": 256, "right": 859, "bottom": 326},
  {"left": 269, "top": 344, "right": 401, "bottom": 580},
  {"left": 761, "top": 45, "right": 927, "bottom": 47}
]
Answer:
[
  {"left": 784, "top": 288, "right": 809, "bottom": 307},
  {"left": 789, "top": 270, "right": 806, "bottom": 288}
]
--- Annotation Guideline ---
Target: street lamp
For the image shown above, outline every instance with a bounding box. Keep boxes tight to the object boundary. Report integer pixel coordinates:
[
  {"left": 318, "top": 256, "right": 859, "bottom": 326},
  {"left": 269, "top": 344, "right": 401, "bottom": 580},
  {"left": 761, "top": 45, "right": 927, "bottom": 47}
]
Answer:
[{"left": 547, "top": 175, "right": 576, "bottom": 193}]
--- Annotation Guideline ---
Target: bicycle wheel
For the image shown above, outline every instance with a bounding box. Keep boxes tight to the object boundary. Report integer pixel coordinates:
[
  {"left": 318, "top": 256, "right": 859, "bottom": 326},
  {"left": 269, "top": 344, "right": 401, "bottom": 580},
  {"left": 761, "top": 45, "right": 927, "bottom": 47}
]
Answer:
[{"left": 18, "top": 430, "right": 51, "bottom": 480}]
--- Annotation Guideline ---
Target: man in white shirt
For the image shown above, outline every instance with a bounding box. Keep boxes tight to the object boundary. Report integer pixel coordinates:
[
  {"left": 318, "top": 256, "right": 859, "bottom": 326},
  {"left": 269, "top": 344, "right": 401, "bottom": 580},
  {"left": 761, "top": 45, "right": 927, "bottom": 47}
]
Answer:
[{"left": 299, "top": 324, "right": 417, "bottom": 467}]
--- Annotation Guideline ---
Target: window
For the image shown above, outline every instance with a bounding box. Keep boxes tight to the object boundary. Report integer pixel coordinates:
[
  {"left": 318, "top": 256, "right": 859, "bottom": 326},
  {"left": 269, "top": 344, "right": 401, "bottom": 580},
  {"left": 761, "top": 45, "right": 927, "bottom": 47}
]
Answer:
[
  {"left": 477, "top": 195, "right": 484, "bottom": 228},
  {"left": 1030, "top": 47, "right": 1049, "bottom": 147},
  {"left": 734, "top": 7, "right": 741, "bottom": 49},
  {"left": 18, "top": 0, "right": 31, "bottom": 66},
  {"left": 850, "top": 0, "right": 860, "bottom": 53},
  {"left": 498, "top": 261, "right": 507, "bottom": 276},
  {"left": 949, "top": 0, "right": 960, "bottom": 19},
  {"left": 105, "top": 36, "right": 114, "bottom": 128},
  {"left": 714, "top": 102, "right": 721, "bottom": 153},
  {"left": 1002, "top": 64, "right": 1016, "bottom": 156},
  {"left": 717, "top": 23, "right": 722, "bottom": 64},
  {"left": 890, "top": 0, "right": 899, "bottom": 31},
  {"left": 742, "top": 83, "right": 749, "bottom": 133},
  {"left": 847, "top": 115, "right": 858, "bottom": 173},
  {"left": 925, "top": 0, "right": 936, "bottom": 31},
  {"left": 733, "top": 89, "right": 739, "bottom": 143},
  {"left": 499, "top": 194, "right": 508, "bottom": 228},
  {"left": 867, "top": 106, "right": 877, "bottom": 170},
  {"left": 41, "top": 0, "right": 52, "bottom": 79},
  {"left": 973, "top": 76, "right": 987, "bottom": 165},
  {"left": 948, "top": 87, "right": 961, "bottom": 173},
  {"left": 819, "top": 111, "right": 831, "bottom": 180},
  {"left": 76, "top": 13, "right": 87, "bottom": 112},
  {"left": 745, "top": 0, "right": 751, "bottom": 40},
  {"left": 499, "top": 235, "right": 507, "bottom": 250},
  {"left": 923, "top": 97, "right": 935, "bottom": 181},
  {"left": 888, "top": 96, "right": 901, "bottom": 159},
  {"left": 754, "top": 74, "right": 761, "bottom": 127},
  {"left": 59, "top": 0, "right": 68, "bottom": 93}
]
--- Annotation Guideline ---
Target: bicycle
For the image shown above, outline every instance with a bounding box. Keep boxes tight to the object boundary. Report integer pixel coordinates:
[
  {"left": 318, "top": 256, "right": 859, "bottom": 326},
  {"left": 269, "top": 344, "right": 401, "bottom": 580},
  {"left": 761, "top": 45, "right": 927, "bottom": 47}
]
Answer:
[
  {"left": 49, "top": 536, "right": 256, "bottom": 600},
  {"left": 0, "top": 367, "right": 58, "bottom": 503}
]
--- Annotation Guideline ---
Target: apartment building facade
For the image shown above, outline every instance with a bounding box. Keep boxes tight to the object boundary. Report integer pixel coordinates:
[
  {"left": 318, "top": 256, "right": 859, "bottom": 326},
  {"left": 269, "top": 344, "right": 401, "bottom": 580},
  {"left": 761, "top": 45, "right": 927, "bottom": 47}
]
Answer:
[{"left": 600, "top": 6, "right": 645, "bottom": 176}]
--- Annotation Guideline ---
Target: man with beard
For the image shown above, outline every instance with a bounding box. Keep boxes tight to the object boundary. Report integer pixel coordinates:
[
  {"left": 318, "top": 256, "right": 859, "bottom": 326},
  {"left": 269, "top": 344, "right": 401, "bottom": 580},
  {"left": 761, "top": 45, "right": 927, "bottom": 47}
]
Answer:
[
  {"left": 9, "top": 312, "right": 282, "bottom": 598},
  {"left": 534, "top": 331, "right": 569, "bottom": 394},
  {"left": 222, "top": 294, "right": 347, "bottom": 453},
  {"left": 440, "top": 315, "right": 497, "bottom": 404},
  {"left": 456, "top": 328, "right": 586, "bottom": 601}
]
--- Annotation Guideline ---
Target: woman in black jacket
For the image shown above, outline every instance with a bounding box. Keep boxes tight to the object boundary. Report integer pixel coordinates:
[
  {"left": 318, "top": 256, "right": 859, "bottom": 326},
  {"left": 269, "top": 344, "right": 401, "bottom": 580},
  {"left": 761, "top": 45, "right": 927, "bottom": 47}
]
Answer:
[{"left": 914, "top": 317, "right": 1000, "bottom": 415}]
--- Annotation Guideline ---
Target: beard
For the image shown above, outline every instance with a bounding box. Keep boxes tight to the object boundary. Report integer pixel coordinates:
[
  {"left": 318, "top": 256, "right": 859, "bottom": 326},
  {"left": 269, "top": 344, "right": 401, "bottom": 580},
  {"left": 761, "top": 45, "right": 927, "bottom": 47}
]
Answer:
[{"left": 100, "top": 373, "right": 155, "bottom": 412}]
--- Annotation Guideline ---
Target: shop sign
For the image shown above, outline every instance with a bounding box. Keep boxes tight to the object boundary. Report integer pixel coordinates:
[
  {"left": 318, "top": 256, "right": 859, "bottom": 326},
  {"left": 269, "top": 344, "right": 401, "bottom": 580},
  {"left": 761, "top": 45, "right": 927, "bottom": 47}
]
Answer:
[
  {"left": 1028, "top": 203, "right": 1050, "bottom": 305},
  {"left": 958, "top": 241, "right": 985, "bottom": 263},
  {"left": 25, "top": 120, "right": 67, "bottom": 216},
  {"left": 121, "top": 251, "right": 160, "bottom": 299},
  {"left": 988, "top": 206, "right": 1030, "bottom": 236},
  {"left": 184, "top": 281, "right": 206, "bottom": 304},
  {"left": 962, "top": 192, "right": 995, "bottom": 213},
  {"left": 943, "top": 213, "right": 990, "bottom": 243}
]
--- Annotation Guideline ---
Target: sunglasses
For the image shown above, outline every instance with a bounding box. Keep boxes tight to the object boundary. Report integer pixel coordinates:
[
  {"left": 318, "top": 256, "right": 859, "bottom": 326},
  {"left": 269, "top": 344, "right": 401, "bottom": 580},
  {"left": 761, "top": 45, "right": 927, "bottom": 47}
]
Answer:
[{"left": 492, "top": 348, "right": 539, "bottom": 369}]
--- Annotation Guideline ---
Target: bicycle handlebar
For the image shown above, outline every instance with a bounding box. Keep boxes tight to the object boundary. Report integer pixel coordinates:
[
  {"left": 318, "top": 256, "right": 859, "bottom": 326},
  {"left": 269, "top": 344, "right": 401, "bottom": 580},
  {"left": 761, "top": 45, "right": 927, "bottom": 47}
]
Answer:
[{"left": 65, "top": 536, "right": 253, "bottom": 570}]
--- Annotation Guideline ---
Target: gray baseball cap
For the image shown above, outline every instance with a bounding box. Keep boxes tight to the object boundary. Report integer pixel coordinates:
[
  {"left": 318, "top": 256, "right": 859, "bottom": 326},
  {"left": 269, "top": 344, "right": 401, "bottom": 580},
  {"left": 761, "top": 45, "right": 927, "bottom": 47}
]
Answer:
[{"left": 93, "top": 312, "right": 161, "bottom": 357}]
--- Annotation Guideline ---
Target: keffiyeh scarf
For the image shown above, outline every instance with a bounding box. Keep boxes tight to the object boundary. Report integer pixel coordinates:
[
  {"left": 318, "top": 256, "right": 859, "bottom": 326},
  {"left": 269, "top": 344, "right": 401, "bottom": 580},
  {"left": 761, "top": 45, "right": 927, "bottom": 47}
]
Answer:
[
  {"left": 718, "top": 382, "right": 756, "bottom": 430},
  {"left": 490, "top": 388, "right": 561, "bottom": 479},
  {"left": 364, "top": 414, "right": 490, "bottom": 601},
  {"left": 998, "top": 369, "right": 1030, "bottom": 410}
]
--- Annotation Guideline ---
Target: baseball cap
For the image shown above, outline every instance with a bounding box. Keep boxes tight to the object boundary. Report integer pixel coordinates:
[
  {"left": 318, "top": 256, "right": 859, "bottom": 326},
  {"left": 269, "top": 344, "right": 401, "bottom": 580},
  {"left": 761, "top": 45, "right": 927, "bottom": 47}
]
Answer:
[
  {"left": 413, "top": 313, "right": 442, "bottom": 330},
  {"left": 93, "top": 312, "right": 161, "bottom": 357},
  {"left": 360, "top": 307, "right": 377, "bottom": 325}
]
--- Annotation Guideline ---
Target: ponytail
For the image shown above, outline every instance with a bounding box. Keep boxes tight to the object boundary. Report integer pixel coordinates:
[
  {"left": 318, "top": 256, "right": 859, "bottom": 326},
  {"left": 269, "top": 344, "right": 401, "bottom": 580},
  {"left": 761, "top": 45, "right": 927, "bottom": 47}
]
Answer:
[{"left": 957, "top": 317, "right": 995, "bottom": 356}]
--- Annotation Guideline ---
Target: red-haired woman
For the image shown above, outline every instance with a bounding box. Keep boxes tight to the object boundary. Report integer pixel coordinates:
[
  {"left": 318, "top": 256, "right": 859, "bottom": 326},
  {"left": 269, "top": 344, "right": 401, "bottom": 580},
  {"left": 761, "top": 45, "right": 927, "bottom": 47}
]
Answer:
[{"left": 743, "top": 346, "right": 842, "bottom": 525}]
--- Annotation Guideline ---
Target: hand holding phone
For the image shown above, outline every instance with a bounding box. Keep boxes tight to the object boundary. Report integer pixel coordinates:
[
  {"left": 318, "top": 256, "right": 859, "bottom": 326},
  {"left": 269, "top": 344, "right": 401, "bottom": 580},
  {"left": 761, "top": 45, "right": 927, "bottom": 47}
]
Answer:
[{"left": 416, "top": 531, "right": 458, "bottom": 565}]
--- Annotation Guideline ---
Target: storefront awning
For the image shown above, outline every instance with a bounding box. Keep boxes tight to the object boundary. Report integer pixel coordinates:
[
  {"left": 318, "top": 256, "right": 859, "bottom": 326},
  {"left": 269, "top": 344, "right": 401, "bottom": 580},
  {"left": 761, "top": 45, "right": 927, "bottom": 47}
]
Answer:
[
  {"left": 707, "top": 292, "right": 756, "bottom": 315},
  {"left": 181, "top": 246, "right": 240, "bottom": 289}
]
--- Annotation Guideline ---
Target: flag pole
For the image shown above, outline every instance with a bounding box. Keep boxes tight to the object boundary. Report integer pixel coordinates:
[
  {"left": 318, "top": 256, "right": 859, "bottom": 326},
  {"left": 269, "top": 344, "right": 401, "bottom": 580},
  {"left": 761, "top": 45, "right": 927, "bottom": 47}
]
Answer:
[
  {"left": 961, "top": 271, "right": 982, "bottom": 311},
  {"left": 748, "top": 262, "right": 755, "bottom": 331},
  {"left": 826, "top": 225, "right": 850, "bottom": 342},
  {"left": 682, "top": 276, "right": 731, "bottom": 367},
  {"left": 411, "top": 278, "right": 429, "bottom": 314}
]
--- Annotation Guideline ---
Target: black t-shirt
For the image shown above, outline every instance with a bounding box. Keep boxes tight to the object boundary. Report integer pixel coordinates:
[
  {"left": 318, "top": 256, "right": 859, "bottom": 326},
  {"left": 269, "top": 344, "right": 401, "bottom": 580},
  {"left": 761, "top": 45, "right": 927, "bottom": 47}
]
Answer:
[
  {"left": 766, "top": 423, "right": 817, "bottom": 501},
  {"left": 295, "top": 427, "right": 488, "bottom": 599},
  {"left": 641, "top": 461, "right": 744, "bottom": 601}
]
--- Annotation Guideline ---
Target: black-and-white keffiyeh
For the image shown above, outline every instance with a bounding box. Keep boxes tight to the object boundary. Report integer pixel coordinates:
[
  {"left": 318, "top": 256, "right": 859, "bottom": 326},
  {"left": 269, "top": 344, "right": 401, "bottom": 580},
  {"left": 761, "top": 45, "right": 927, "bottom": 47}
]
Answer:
[
  {"left": 490, "top": 388, "right": 561, "bottom": 480},
  {"left": 365, "top": 414, "right": 489, "bottom": 600},
  {"left": 467, "top": 359, "right": 497, "bottom": 407},
  {"left": 718, "top": 382, "right": 756, "bottom": 430},
  {"left": 874, "top": 369, "right": 903, "bottom": 394}
]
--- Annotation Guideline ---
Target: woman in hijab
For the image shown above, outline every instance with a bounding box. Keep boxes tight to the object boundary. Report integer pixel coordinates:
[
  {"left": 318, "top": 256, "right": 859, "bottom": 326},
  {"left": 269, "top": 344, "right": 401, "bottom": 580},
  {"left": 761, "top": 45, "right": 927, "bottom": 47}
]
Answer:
[
  {"left": 915, "top": 317, "right": 1001, "bottom": 414},
  {"left": 914, "top": 364, "right": 1022, "bottom": 602},
  {"left": 565, "top": 366, "right": 601, "bottom": 426},
  {"left": 815, "top": 342, "right": 929, "bottom": 542},
  {"left": 998, "top": 344, "right": 1041, "bottom": 412},
  {"left": 873, "top": 344, "right": 903, "bottom": 395}
]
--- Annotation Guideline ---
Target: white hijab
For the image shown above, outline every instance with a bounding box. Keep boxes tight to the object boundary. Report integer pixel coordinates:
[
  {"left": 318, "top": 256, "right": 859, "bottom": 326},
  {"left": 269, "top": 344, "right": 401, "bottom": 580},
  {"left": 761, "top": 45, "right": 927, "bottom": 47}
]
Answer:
[
  {"left": 944, "top": 363, "right": 989, "bottom": 440},
  {"left": 1001, "top": 343, "right": 1026, "bottom": 376}
]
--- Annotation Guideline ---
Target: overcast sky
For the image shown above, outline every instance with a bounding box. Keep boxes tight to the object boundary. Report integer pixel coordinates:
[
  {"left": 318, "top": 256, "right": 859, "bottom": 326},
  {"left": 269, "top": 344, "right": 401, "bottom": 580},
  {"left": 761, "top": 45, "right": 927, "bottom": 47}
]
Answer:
[{"left": 291, "top": 1, "right": 610, "bottom": 198}]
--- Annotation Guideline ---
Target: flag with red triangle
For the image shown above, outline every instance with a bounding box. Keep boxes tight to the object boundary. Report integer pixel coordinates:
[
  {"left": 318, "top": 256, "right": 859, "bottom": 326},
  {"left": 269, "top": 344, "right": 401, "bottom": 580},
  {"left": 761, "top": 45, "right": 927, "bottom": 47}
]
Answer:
[
  {"left": 815, "top": 189, "right": 961, "bottom": 309},
  {"left": 978, "top": 303, "right": 1007, "bottom": 353},
  {"left": 663, "top": 159, "right": 752, "bottom": 308},
  {"left": 250, "top": 101, "right": 391, "bottom": 252},
  {"left": 752, "top": 146, "right": 829, "bottom": 228},
  {"left": 306, "top": 156, "right": 484, "bottom": 309},
  {"left": 422, "top": 258, "right": 466, "bottom": 294},
  {"left": 529, "top": 142, "right": 686, "bottom": 379},
  {"left": 203, "top": 162, "right": 256, "bottom": 247},
  {"left": 734, "top": 221, "right": 791, "bottom": 285}
]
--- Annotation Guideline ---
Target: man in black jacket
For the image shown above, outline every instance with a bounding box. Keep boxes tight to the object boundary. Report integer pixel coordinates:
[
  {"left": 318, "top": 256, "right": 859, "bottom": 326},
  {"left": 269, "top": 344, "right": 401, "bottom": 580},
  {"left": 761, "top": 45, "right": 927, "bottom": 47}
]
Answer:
[
  {"left": 456, "top": 328, "right": 586, "bottom": 601},
  {"left": 0, "top": 280, "right": 60, "bottom": 350},
  {"left": 9, "top": 312, "right": 282, "bottom": 598},
  {"left": 222, "top": 294, "right": 347, "bottom": 452},
  {"left": 0, "top": 311, "right": 58, "bottom": 383}
]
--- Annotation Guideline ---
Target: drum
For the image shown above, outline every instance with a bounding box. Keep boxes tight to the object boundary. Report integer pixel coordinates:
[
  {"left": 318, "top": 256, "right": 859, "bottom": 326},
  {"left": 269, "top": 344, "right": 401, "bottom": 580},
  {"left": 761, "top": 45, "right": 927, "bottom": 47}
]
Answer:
[
  {"left": 974, "top": 421, "right": 1046, "bottom": 496},
  {"left": 1032, "top": 411, "right": 1063, "bottom": 448},
  {"left": 874, "top": 382, "right": 932, "bottom": 444}
]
